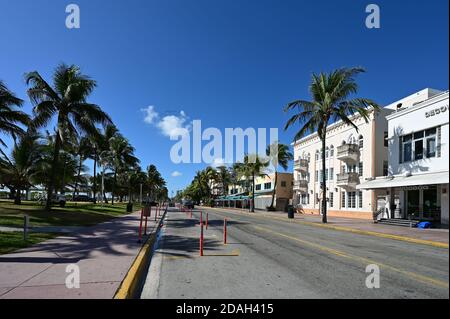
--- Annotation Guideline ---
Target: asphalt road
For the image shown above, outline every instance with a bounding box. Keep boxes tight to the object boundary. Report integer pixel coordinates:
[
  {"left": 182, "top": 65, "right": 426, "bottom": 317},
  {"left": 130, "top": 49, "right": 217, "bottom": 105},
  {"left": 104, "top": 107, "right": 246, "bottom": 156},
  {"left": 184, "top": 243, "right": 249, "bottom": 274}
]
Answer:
[{"left": 140, "top": 208, "right": 449, "bottom": 299}]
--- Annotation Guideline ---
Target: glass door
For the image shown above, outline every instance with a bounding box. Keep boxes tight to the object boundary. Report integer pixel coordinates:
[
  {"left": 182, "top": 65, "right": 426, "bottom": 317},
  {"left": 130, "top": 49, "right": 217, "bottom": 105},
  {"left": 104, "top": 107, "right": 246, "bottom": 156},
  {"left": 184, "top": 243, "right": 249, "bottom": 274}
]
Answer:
[
  {"left": 406, "top": 190, "right": 420, "bottom": 219},
  {"left": 423, "top": 186, "right": 440, "bottom": 221}
]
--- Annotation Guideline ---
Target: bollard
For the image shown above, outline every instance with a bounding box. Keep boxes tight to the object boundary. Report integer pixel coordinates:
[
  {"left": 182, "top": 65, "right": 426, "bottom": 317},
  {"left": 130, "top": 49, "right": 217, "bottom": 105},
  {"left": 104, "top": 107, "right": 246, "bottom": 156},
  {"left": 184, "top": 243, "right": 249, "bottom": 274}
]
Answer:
[
  {"left": 144, "top": 207, "right": 149, "bottom": 235},
  {"left": 199, "top": 221, "right": 204, "bottom": 256},
  {"left": 200, "top": 211, "right": 203, "bottom": 227},
  {"left": 206, "top": 213, "right": 208, "bottom": 230},
  {"left": 138, "top": 208, "right": 144, "bottom": 243},
  {"left": 23, "top": 214, "right": 30, "bottom": 241},
  {"left": 224, "top": 218, "right": 227, "bottom": 244}
]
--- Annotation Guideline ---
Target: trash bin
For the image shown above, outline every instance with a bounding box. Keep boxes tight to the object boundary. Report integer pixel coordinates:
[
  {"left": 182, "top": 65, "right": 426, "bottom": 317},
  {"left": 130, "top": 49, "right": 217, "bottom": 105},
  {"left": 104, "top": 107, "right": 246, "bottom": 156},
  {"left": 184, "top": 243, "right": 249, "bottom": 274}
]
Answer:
[
  {"left": 287, "top": 205, "right": 294, "bottom": 219},
  {"left": 126, "top": 202, "right": 133, "bottom": 213}
]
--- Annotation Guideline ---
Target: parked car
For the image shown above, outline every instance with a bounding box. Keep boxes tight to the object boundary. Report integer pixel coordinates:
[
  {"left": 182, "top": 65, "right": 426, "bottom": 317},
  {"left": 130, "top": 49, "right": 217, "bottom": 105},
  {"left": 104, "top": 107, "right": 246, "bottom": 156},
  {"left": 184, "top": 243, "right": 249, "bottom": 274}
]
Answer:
[
  {"left": 182, "top": 200, "right": 194, "bottom": 210},
  {"left": 73, "top": 195, "right": 94, "bottom": 202},
  {"left": 51, "top": 194, "right": 66, "bottom": 207}
]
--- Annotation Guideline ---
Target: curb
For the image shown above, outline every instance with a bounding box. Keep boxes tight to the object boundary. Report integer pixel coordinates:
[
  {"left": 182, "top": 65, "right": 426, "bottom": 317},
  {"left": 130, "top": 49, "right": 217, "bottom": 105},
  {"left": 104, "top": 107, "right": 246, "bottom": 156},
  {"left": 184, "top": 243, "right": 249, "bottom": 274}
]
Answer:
[
  {"left": 113, "top": 208, "right": 167, "bottom": 299},
  {"left": 206, "top": 207, "right": 449, "bottom": 249}
]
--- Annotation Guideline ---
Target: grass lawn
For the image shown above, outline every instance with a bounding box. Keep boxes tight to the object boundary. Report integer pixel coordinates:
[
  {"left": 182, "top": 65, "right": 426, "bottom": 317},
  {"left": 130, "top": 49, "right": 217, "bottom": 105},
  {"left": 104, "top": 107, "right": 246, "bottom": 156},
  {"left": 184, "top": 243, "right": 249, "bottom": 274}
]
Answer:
[
  {"left": 0, "top": 232, "right": 59, "bottom": 255},
  {"left": 0, "top": 199, "right": 143, "bottom": 228}
]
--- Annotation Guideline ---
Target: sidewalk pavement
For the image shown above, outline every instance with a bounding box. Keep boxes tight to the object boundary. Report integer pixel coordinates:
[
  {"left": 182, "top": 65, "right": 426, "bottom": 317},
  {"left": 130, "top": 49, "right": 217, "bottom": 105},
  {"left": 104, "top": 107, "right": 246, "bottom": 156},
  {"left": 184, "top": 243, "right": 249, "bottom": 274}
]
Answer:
[
  {"left": 0, "top": 210, "right": 159, "bottom": 299},
  {"left": 207, "top": 206, "right": 449, "bottom": 245}
]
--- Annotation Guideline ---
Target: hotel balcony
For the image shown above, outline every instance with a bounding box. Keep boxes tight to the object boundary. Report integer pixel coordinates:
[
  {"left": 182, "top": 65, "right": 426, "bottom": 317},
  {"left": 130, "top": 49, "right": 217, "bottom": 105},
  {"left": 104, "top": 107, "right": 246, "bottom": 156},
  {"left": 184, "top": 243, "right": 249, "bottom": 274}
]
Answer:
[
  {"left": 336, "top": 144, "right": 360, "bottom": 163},
  {"left": 294, "top": 159, "right": 309, "bottom": 172},
  {"left": 293, "top": 180, "right": 309, "bottom": 193},
  {"left": 336, "top": 172, "right": 360, "bottom": 189}
]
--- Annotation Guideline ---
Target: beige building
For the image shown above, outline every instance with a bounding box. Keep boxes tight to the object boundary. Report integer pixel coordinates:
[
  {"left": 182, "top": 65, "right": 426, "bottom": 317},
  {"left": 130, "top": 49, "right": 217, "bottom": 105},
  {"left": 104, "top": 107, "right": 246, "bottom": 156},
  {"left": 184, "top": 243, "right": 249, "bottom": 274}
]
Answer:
[
  {"left": 292, "top": 89, "right": 442, "bottom": 220},
  {"left": 216, "top": 172, "right": 293, "bottom": 211}
]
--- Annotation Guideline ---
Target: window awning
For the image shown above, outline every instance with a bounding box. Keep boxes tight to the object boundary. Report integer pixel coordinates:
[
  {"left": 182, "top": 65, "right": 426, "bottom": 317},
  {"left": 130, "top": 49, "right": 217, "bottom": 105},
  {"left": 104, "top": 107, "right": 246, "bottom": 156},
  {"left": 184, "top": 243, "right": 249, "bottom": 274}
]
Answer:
[{"left": 357, "top": 171, "right": 449, "bottom": 190}]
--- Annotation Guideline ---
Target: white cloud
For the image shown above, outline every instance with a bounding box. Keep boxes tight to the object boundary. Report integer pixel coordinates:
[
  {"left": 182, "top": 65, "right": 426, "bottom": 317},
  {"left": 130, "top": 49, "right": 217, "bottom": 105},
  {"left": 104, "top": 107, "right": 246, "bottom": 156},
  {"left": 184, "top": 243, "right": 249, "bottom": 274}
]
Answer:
[
  {"left": 142, "top": 106, "right": 190, "bottom": 139},
  {"left": 211, "top": 158, "right": 226, "bottom": 168},
  {"left": 142, "top": 106, "right": 159, "bottom": 124},
  {"left": 157, "top": 111, "right": 190, "bottom": 139},
  {"left": 171, "top": 171, "right": 182, "bottom": 177}
]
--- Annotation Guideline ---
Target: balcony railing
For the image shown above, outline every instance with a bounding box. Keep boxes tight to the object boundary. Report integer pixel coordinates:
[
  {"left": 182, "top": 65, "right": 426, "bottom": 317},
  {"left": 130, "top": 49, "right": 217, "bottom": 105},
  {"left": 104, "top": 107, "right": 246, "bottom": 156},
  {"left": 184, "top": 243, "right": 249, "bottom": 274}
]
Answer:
[
  {"left": 293, "top": 180, "right": 309, "bottom": 192},
  {"left": 294, "top": 159, "right": 309, "bottom": 171},
  {"left": 336, "top": 172, "right": 360, "bottom": 189},
  {"left": 336, "top": 144, "right": 360, "bottom": 163}
]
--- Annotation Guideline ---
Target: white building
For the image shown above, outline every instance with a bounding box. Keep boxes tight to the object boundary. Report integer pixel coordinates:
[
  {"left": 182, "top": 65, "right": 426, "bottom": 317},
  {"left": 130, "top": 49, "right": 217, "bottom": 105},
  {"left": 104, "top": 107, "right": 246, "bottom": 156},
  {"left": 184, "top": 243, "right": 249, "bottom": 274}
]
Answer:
[
  {"left": 358, "top": 89, "right": 449, "bottom": 226},
  {"left": 292, "top": 105, "right": 395, "bottom": 219}
]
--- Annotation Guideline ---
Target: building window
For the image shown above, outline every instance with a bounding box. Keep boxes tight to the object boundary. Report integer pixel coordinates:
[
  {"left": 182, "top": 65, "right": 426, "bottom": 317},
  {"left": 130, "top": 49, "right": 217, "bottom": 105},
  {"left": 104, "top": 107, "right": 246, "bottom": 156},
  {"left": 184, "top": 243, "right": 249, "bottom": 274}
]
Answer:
[
  {"left": 347, "top": 191, "right": 356, "bottom": 208},
  {"left": 315, "top": 170, "right": 318, "bottom": 181},
  {"left": 281, "top": 181, "right": 287, "bottom": 188},
  {"left": 358, "top": 135, "right": 364, "bottom": 149},
  {"left": 384, "top": 132, "right": 389, "bottom": 147},
  {"left": 315, "top": 151, "right": 319, "bottom": 161},
  {"left": 264, "top": 182, "right": 272, "bottom": 190},
  {"left": 341, "top": 192, "right": 346, "bottom": 208},
  {"left": 256, "top": 184, "right": 262, "bottom": 191},
  {"left": 330, "top": 146, "right": 334, "bottom": 157},
  {"left": 358, "top": 191, "right": 363, "bottom": 208},
  {"left": 329, "top": 168, "right": 334, "bottom": 181},
  {"left": 358, "top": 162, "right": 363, "bottom": 177},
  {"left": 401, "top": 127, "right": 439, "bottom": 163},
  {"left": 329, "top": 192, "right": 334, "bottom": 208},
  {"left": 325, "top": 169, "right": 329, "bottom": 181},
  {"left": 383, "top": 161, "right": 389, "bottom": 176},
  {"left": 325, "top": 147, "right": 329, "bottom": 158}
]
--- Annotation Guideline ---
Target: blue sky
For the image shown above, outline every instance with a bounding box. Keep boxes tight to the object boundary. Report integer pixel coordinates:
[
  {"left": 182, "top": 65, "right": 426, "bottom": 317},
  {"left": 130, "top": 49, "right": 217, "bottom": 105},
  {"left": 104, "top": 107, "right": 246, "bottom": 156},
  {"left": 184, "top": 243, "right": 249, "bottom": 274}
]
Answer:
[{"left": 0, "top": 0, "right": 448, "bottom": 195}]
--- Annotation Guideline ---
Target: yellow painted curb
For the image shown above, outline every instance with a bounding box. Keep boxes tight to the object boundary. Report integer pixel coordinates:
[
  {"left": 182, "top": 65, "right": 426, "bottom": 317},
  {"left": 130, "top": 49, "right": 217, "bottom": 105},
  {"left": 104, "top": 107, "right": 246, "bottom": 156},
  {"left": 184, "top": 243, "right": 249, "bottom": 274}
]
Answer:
[
  {"left": 113, "top": 209, "right": 166, "bottom": 299},
  {"left": 207, "top": 207, "right": 449, "bottom": 249}
]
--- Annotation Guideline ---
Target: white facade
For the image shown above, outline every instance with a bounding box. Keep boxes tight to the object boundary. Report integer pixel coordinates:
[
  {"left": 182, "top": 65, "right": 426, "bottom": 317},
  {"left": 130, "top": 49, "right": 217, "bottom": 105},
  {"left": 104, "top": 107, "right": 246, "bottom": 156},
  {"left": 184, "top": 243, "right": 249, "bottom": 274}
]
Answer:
[
  {"left": 292, "top": 106, "right": 394, "bottom": 219},
  {"left": 358, "top": 89, "right": 449, "bottom": 225}
]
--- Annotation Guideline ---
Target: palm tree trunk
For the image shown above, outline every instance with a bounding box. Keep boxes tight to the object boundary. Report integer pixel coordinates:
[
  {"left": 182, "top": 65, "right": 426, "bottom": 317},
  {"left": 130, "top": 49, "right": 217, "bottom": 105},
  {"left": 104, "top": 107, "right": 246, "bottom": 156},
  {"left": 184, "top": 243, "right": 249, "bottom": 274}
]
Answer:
[
  {"left": 46, "top": 132, "right": 62, "bottom": 210},
  {"left": 321, "top": 136, "right": 327, "bottom": 223},
  {"left": 15, "top": 187, "right": 21, "bottom": 205},
  {"left": 251, "top": 172, "right": 255, "bottom": 212},
  {"left": 93, "top": 151, "right": 97, "bottom": 204},
  {"left": 112, "top": 170, "right": 116, "bottom": 205},
  {"left": 73, "top": 154, "right": 83, "bottom": 200},
  {"left": 269, "top": 172, "right": 277, "bottom": 210}
]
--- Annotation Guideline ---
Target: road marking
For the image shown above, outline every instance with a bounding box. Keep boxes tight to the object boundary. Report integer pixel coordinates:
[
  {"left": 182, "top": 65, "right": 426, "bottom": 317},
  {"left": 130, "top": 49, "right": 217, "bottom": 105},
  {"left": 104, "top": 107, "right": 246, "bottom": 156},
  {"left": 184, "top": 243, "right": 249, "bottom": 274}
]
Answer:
[
  {"left": 252, "top": 225, "right": 449, "bottom": 289},
  {"left": 207, "top": 208, "right": 448, "bottom": 249}
]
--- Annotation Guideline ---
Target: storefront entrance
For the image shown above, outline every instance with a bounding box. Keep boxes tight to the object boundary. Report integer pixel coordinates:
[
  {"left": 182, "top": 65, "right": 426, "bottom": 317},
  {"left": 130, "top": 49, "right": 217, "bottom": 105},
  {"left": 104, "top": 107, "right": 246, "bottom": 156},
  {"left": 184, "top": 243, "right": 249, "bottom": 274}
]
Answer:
[{"left": 405, "top": 185, "right": 441, "bottom": 221}]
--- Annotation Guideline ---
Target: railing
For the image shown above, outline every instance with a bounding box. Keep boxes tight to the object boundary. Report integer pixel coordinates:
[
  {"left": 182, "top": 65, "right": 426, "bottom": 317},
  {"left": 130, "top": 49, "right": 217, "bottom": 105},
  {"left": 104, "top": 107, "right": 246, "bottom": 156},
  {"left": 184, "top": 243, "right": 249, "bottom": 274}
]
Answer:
[
  {"left": 294, "top": 159, "right": 309, "bottom": 171},
  {"left": 336, "top": 172, "right": 360, "bottom": 185},
  {"left": 293, "top": 180, "right": 308, "bottom": 191},
  {"left": 336, "top": 144, "right": 360, "bottom": 162}
]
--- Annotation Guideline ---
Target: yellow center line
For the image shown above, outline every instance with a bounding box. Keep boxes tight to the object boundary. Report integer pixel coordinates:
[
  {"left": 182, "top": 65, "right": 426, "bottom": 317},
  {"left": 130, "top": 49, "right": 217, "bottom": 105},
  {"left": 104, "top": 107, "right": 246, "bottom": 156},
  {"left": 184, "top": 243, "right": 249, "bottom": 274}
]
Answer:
[{"left": 252, "top": 224, "right": 448, "bottom": 289}]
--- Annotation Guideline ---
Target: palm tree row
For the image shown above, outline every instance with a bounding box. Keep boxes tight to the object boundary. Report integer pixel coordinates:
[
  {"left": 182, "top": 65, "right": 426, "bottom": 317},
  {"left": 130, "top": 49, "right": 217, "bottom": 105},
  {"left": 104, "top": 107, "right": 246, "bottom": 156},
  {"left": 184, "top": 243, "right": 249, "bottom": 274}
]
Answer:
[{"left": 0, "top": 63, "right": 167, "bottom": 208}]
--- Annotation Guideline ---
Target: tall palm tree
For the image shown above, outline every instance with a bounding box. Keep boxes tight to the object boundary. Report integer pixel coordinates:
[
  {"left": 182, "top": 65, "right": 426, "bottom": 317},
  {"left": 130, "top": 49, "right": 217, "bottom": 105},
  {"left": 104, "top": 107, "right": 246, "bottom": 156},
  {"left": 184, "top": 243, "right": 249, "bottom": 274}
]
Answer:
[
  {"left": 98, "top": 125, "right": 119, "bottom": 203},
  {"left": 72, "top": 135, "right": 94, "bottom": 200},
  {"left": 266, "top": 142, "right": 293, "bottom": 211},
  {"left": 0, "top": 80, "right": 29, "bottom": 153},
  {"left": 284, "top": 67, "right": 380, "bottom": 223},
  {"left": 0, "top": 129, "right": 44, "bottom": 204},
  {"left": 146, "top": 164, "right": 164, "bottom": 200},
  {"left": 242, "top": 154, "right": 269, "bottom": 212},
  {"left": 25, "top": 64, "right": 112, "bottom": 209},
  {"left": 108, "top": 135, "right": 139, "bottom": 205},
  {"left": 216, "top": 166, "right": 232, "bottom": 196}
]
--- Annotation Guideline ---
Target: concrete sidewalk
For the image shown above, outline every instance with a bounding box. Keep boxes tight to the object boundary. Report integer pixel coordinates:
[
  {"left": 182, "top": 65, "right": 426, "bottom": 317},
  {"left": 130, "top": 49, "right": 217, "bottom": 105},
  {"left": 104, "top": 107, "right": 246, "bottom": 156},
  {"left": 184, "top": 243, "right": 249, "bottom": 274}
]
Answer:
[
  {"left": 0, "top": 210, "right": 160, "bottom": 299},
  {"left": 206, "top": 206, "right": 449, "bottom": 245}
]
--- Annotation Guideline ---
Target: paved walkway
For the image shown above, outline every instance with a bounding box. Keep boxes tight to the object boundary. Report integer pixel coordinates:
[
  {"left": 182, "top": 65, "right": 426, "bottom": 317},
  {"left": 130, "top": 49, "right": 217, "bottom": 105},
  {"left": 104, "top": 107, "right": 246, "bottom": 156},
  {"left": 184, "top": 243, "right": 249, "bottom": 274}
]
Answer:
[
  {"left": 0, "top": 211, "right": 161, "bottom": 299},
  {"left": 207, "top": 206, "right": 449, "bottom": 245}
]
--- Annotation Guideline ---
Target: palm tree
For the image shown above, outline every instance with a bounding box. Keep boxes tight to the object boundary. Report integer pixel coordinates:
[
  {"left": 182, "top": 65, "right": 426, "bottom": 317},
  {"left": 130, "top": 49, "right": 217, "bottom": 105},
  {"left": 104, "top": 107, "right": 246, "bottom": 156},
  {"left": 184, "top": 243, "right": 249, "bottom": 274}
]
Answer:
[
  {"left": 97, "top": 125, "right": 119, "bottom": 203},
  {"left": 242, "top": 154, "right": 269, "bottom": 212},
  {"left": 108, "top": 135, "right": 139, "bottom": 205},
  {"left": 284, "top": 67, "right": 380, "bottom": 223},
  {"left": 216, "top": 166, "right": 232, "bottom": 196},
  {"left": 0, "top": 129, "right": 44, "bottom": 204},
  {"left": 72, "top": 135, "right": 94, "bottom": 200},
  {"left": 266, "top": 142, "right": 294, "bottom": 211},
  {"left": 25, "top": 64, "right": 112, "bottom": 209},
  {"left": 0, "top": 80, "right": 29, "bottom": 153},
  {"left": 146, "top": 164, "right": 164, "bottom": 200}
]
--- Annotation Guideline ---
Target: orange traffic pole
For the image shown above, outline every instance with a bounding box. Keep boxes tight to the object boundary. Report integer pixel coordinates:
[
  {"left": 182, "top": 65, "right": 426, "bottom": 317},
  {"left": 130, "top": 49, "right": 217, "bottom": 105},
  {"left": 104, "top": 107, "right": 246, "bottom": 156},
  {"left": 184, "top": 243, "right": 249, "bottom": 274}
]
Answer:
[
  {"left": 223, "top": 218, "right": 227, "bottom": 244},
  {"left": 144, "top": 207, "right": 148, "bottom": 235},
  {"left": 138, "top": 208, "right": 144, "bottom": 243},
  {"left": 200, "top": 221, "right": 204, "bottom": 256}
]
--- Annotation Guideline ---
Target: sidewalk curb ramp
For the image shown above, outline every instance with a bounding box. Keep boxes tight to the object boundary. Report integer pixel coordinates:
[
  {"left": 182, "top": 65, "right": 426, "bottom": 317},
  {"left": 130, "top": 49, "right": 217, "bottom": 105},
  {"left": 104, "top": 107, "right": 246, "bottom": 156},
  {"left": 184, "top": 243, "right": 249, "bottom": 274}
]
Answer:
[{"left": 113, "top": 208, "right": 167, "bottom": 299}]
